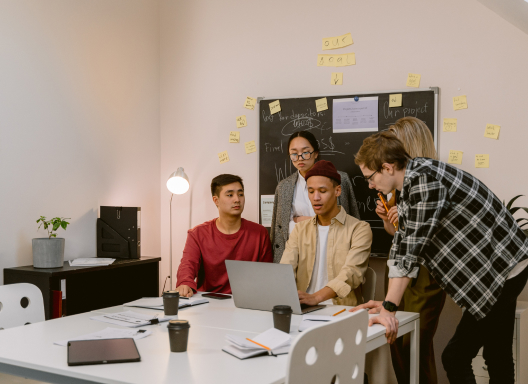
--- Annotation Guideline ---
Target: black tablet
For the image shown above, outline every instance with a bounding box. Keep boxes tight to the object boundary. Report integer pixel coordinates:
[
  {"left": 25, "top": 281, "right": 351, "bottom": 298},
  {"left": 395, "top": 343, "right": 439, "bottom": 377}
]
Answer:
[{"left": 67, "top": 338, "right": 141, "bottom": 366}]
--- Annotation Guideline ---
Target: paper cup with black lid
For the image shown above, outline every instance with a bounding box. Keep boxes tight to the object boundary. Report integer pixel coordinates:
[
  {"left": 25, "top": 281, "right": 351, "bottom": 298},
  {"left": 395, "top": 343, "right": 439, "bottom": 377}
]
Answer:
[
  {"left": 162, "top": 290, "right": 180, "bottom": 316},
  {"left": 272, "top": 305, "right": 293, "bottom": 333},
  {"left": 168, "top": 320, "right": 190, "bottom": 352}
]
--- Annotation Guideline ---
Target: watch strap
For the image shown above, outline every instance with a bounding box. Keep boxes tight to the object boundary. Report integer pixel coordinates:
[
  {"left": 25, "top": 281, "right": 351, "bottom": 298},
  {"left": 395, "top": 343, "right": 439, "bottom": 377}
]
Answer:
[{"left": 382, "top": 300, "right": 398, "bottom": 312}]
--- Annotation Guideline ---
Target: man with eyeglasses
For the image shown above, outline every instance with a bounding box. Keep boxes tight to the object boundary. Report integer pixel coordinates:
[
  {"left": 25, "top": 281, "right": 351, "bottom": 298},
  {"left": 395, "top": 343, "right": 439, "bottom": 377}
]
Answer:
[
  {"left": 280, "top": 160, "right": 372, "bottom": 307},
  {"left": 352, "top": 131, "right": 528, "bottom": 384}
]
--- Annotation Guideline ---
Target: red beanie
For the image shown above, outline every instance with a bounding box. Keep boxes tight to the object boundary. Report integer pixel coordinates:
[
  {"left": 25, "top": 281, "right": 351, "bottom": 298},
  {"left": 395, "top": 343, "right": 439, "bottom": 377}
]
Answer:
[{"left": 305, "top": 160, "right": 341, "bottom": 185}]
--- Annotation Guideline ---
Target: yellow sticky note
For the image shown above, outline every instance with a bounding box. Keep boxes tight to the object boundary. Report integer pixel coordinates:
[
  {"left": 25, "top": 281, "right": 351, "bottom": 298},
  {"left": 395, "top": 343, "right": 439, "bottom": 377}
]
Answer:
[
  {"left": 269, "top": 100, "right": 281, "bottom": 115},
  {"left": 322, "top": 33, "right": 353, "bottom": 50},
  {"left": 315, "top": 98, "right": 328, "bottom": 112},
  {"left": 448, "top": 150, "right": 463, "bottom": 165},
  {"left": 453, "top": 95, "right": 468, "bottom": 111},
  {"left": 331, "top": 72, "right": 343, "bottom": 85},
  {"left": 245, "top": 141, "right": 257, "bottom": 154},
  {"left": 406, "top": 73, "right": 421, "bottom": 88},
  {"left": 218, "top": 151, "right": 229, "bottom": 164},
  {"left": 443, "top": 118, "right": 457, "bottom": 132},
  {"left": 389, "top": 94, "right": 402, "bottom": 108},
  {"left": 236, "top": 115, "right": 247, "bottom": 128},
  {"left": 317, "top": 53, "right": 355, "bottom": 67},
  {"left": 475, "top": 154, "right": 489, "bottom": 168},
  {"left": 229, "top": 131, "right": 240, "bottom": 143},
  {"left": 243, "top": 97, "right": 257, "bottom": 110},
  {"left": 484, "top": 124, "right": 500, "bottom": 140}
]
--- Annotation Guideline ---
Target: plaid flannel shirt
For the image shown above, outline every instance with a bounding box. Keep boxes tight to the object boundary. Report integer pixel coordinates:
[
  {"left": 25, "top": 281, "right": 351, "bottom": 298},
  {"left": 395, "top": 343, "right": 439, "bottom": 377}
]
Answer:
[{"left": 388, "top": 158, "right": 528, "bottom": 320}]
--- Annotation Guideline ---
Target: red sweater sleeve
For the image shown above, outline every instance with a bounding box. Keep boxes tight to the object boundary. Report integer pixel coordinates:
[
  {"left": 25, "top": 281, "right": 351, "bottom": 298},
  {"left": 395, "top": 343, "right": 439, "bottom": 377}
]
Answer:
[
  {"left": 259, "top": 227, "right": 273, "bottom": 263},
  {"left": 176, "top": 230, "right": 201, "bottom": 291}
]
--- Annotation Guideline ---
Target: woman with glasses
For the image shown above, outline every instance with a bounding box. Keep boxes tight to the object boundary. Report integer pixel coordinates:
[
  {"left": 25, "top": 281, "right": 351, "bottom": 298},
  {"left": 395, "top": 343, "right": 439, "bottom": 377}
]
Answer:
[{"left": 270, "top": 130, "right": 360, "bottom": 263}]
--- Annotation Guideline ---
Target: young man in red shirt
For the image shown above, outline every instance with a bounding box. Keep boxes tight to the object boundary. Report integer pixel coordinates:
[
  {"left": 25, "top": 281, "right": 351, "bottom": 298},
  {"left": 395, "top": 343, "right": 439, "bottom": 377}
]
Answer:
[{"left": 175, "top": 174, "right": 273, "bottom": 297}]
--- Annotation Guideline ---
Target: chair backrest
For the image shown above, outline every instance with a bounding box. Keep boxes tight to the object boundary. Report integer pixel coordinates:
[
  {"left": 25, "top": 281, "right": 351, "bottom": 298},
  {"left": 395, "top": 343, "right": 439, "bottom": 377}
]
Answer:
[
  {"left": 362, "top": 267, "right": 377, "bottom": 303},
  {"left": 286, "top": 309, "right": 368, "bottom": 384},
  {"left": 0, "top": 283, "right": 45, "bottom": 330}
]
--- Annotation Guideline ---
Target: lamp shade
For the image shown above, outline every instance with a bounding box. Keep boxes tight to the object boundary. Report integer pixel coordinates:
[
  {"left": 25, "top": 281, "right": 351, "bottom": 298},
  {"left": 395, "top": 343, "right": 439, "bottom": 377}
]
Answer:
[{"left": 167, "top": 167, "right": 190, "bottom": 195}]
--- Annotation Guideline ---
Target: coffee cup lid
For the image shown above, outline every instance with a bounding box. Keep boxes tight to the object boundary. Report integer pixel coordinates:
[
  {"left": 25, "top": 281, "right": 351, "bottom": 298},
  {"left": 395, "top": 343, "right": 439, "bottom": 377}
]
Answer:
[
  {"left": 168, "top": 319, "right": 190, "bottom": 329},
  {"left": 272, "top": 305, "right": 292, "bottom": 313},
  {"left": 163, "top": 290, "right": 179, "bottom": 296}
]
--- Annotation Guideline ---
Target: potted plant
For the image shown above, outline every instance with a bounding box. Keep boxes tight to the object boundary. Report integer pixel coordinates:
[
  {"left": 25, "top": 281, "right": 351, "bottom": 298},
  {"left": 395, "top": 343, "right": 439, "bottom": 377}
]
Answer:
[
  {"left": 504, "top": 195, "right": 528, "bottom": 237},
  {"left": 33, "top": 216, "right": 70, "bottom": 268}
]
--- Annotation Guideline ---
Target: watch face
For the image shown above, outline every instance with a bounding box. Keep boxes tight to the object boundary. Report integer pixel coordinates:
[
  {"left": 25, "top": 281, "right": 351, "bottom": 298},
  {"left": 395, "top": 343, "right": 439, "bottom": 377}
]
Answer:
[{"left": 383, "top": 301, "right": 398, "bottom": 312}]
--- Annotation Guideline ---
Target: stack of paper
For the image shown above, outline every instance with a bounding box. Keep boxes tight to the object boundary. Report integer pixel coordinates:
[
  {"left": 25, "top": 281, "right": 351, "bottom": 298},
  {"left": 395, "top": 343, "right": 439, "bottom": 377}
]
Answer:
[
  {"left": 69, "top": 258, "right": 115, "bottom": 266},
  {"left": 123, "top": 296, "right": 209, "bottom": 310},
  {"left": 89, "top": 311, "right": 176, "bottom": 328},
  {"left": 54, "top": 327, "right": 152, "bottom": 346},
  {"left": 222, "top": 328, "right": 291, "bottom": 360},
  {"left": 298, "top": 314, "right": 336, "bottom": 332}
]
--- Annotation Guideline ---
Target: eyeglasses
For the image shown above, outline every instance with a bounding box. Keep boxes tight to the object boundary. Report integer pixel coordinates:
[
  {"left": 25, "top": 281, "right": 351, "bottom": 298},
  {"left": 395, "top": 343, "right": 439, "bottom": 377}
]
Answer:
[
  {"left": 290, "top": 151, "right": 314, "bottom": 162},
  {"left": 364, "top": 170, "right": 378, "bottom": 183}
]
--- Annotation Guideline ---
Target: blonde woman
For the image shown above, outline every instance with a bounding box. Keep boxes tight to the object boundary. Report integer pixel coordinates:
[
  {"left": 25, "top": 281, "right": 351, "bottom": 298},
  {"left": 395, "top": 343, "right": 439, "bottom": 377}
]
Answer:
[{"left": 378, "top": 117, "right": 446, "bottom": 384}]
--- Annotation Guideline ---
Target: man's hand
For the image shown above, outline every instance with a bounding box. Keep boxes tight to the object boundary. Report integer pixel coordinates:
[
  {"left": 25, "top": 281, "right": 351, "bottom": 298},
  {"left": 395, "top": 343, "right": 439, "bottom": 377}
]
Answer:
[
  {"left": 349, "top": 300, "right": 383, "bottom": 314},
  {"left": 375, "top": 200, "right": 390, "bottom": 221},
  {"left": 293, "top": 216, "right": 312, "bottom": 224},
  {"left": 176, "top": 285, "right": 194, "bottom": 298},
  {"left": 387, "top": 206, "right": 398, "bottom": 225},
  {"left": 369, "top": 308, "right": 399, "bottom": 344},
  {"left": 298, "top": 291, "right": 321, "bottom": 306}
]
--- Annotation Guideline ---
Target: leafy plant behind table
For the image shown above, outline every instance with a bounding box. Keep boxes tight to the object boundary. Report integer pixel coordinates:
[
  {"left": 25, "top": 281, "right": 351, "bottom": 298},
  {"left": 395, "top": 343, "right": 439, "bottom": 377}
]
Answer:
[
  {"left": 36, "top": 216, "right": 70, "bottom": 239},
  {"left": 503, "top": 196, "right": 528, "bottom": 234}
]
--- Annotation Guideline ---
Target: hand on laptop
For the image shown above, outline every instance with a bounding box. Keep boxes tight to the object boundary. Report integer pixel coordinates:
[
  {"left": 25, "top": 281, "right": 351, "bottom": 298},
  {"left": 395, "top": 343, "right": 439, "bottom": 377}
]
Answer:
[
  {"left": 349, "top": 300, "right": 382, "bottom": 314},
  {"left": 176, "top": 285, "right": 194, "bottom": 298},
  {"left": 298, "top": 287, "right": 336, "bottom": 306}
]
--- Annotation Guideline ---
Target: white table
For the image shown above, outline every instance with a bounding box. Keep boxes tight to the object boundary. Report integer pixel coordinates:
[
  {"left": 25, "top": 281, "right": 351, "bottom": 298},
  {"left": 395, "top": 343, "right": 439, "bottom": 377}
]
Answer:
[{"left": 0, "top": 294, "right": 420, "bottom": 384}]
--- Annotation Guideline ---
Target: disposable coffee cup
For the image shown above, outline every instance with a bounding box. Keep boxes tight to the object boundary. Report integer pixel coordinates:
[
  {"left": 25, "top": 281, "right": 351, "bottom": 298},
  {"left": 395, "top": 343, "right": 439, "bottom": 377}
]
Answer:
[
  {"left": 272, "top": 305, "right": 293, "bottom": 333},
  {"left": 163, "top": 290, "right": 180, "bottom": 316},
  {"left": 168, "top": 320, "right": 190, "bottom": 352}
]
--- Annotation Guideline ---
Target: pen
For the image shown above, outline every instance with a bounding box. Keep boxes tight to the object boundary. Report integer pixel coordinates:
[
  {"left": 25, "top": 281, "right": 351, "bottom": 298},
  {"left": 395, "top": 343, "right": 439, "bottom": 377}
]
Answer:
[
  {"left": 332, "top": 308, "right": 346, "bottom": 316},
  {"left": 246, "top": 338, "right": 270, "bottom": 350},
  {"left": 378, "top": 193, "right": 398, "bottom": 229}
]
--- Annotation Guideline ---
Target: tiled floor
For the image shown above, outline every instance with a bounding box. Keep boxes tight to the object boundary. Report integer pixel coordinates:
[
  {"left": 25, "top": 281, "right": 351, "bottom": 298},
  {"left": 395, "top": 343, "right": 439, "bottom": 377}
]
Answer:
[{"left": 0, "top": 373, "right": 47, "bottom": 384}]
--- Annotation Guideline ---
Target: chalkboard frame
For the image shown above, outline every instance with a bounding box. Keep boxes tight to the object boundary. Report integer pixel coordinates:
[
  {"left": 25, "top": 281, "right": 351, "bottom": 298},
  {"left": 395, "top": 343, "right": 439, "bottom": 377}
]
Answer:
[{"left": 257, "top": 87, "right": 439, "bottom": 256}]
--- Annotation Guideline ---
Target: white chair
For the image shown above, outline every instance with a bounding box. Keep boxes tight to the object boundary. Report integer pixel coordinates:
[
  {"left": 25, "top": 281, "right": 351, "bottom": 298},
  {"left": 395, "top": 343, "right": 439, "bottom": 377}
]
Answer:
[
  {"left": 286, "top": 309, "right": 368, "bottom": 384},
  {"left": 362, "top": 267, "right": 376, "bottom": 303},
  {"left": 0, "top": 283, "right": 45, "bottom": 330}
]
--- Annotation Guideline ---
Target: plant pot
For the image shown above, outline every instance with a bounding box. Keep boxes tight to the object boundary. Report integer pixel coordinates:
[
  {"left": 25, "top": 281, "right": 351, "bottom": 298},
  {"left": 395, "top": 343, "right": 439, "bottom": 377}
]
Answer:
[{"left": 32, "top": 238, "right": 65, "bottom": 268}]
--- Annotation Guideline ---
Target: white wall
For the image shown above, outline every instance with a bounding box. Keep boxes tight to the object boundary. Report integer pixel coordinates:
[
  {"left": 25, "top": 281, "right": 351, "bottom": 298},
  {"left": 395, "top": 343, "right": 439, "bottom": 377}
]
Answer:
[
  {"left": 0, "top": 0, "right": 161, "bottom": 283},
  {"left": 160, "top": 1, "right": 528, "bottom": 382}
]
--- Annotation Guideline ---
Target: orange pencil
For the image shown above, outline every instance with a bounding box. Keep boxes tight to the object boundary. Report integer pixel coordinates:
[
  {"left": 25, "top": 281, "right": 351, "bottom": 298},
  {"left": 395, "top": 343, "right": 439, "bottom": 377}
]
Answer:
[
  {"left": 378, "top": 193, "right": 398, "bottom": 229},
  {"left": 246, "top": 338, "right": 270, "bottom": 350},
  {"left": 332, "top": 308, "right": 346, "bottom": 316}
]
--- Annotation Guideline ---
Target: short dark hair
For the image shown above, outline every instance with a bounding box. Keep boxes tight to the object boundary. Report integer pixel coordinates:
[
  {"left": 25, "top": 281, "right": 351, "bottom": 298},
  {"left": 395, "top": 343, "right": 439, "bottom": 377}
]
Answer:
[
  {"left": 211, "top": 174, "right": 244, "bottom": 197},
  {"left": 354, "top": 131, "right": 411, "bottom": 171},
  {"left": 287, "top": 130, "right": 320, "bottom": 155}
]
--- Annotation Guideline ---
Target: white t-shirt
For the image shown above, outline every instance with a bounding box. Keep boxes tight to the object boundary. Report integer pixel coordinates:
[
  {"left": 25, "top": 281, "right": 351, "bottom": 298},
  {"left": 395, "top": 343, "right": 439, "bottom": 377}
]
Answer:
[
  {"left": 507, "top": 259, "right": 528, "bottom": 280},
  {"left": 289, "top": 171, "right": 315, "bottom": 234},
  {"left": 307, "top": 225, "right": 332, "bottom": 304}
]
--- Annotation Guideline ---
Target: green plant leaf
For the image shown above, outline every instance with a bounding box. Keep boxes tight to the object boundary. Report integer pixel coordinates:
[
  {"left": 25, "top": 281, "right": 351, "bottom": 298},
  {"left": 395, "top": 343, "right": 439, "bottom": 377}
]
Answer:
[
  {"left": 61, "top": 221, "right": 68, "bottom": 230},
  {"left": 52, "top": 222, "right": 60, "bottom": 231},
  {"left": 506, "top": 195, "right": 524, "bottom": 210},
  {"left": 510, "top": 207, "right": 528, "bottom": 216},
  {"left": 51, "top": 233, "right": 57, "bottom": 238},
  {"left": 43, "top": 223, "right": 49, "bottom": 230}
]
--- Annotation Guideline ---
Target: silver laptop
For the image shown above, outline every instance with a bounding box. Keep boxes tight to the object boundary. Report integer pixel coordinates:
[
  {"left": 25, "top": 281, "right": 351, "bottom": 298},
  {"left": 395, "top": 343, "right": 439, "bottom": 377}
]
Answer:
[{"left": 225, "top": 260, "right": 325, "bottom": 315}]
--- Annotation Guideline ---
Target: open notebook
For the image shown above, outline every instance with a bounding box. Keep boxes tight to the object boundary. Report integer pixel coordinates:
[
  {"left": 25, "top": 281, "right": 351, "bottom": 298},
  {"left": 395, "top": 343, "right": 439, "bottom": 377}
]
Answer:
[
  {"left": 123, "top": 296, "right": 208, "bottom": 310},
  {"left": 222, "top": 328, "right": 291, "bottom": 360}
]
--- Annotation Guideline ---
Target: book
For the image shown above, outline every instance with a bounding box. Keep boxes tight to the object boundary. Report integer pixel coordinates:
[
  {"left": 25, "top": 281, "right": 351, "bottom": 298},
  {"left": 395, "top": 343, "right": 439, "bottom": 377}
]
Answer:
[
  {"left": 298, "top": 314, "right": 335, "bottom": 332},
  {"left": 123, "top": 296, "right": 209, "bottom": 310},
  {"left": 222, "top": 328, "right": 291, "bottom": 360}
]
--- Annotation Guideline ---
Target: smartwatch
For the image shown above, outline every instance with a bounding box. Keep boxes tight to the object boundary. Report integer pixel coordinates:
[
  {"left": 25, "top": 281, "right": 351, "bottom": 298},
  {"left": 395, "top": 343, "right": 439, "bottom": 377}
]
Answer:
[{"left": 382, "top": 300, "right": 399, "bottom": 312}]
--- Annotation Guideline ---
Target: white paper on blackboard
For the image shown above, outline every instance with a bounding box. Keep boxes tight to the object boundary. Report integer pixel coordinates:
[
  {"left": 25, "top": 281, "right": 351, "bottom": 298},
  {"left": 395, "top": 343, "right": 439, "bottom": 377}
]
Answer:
[
  {"left": 332, "top": 97, "right": 379, "bottom": 133},
  {"left": 260, "top": 195, "right": 275, "bottom": 227}
]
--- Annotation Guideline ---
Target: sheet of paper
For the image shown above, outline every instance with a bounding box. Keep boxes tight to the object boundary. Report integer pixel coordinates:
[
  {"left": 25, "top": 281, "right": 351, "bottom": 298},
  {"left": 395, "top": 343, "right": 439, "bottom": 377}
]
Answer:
[
  {"left": 245, "top": 141, "right": 257, "bottom": 154},
  {"left": 260, "top": 195, "right": 274, "bottom": 227},
  {"left": 315, "top": 97, "right": 328, "bottom": 112},
  {"left": 331, "top": 72, "right": 343, "bottom": 85},
  {"left": 236, "top": 115, "right": 247, "bottom": 128},
  {"left": 243, "top": 97, "right": 257, "bottom": 110},
  {"left": 269, "top": 100, "right": 281, "bottom": 114},
  {"left": 406, "top": 73, "right": 421, "bottom": 88},
  {"left": 484, "top": 124, "right": 500, "bottom": 139},
  {"left": 389, "top": 94, "right": 402, "bottom": 108},
  {"left": 123, "top": 296, "right": 209, "bottom": 309},
  {"left": 333, "top": 96, "right": 378, "bottom": 133},
  {"left": 322, "top": 33, "right": 353, "bottom": 50},
  {"left": 453, "top": 95, "right": 468, "bottom": 111},
  {"left": 54, "top": 327, "right": 152, "bottom": 347},
  {"left": 443, "top": 118, "right": 457, "bottom": 132},
  {"left": 218, "top": 151, "right": 230, "bottom": 164},
  {"left": 317, "top": 53, "right": 355, "bottom": 67},
  {"left": 90, "top": 311, "right": 161, "bottom": 328},
  {"left": 69, "top": 258, "right": 115, "bottom": 266},
  {"left": 475, "top": 154, "right": 489, "bottom": 168},
  {"left": 448, "top": 150, "right": 463, "bottom": 165},
  {"left": 229, "top": 131, "right": 240, "bottom": 143}
]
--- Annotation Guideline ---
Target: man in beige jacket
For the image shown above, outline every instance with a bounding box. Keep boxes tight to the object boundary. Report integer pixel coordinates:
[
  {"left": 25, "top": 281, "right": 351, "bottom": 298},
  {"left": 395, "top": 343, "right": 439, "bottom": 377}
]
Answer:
[{"left": 280, "top": 160, "right": 373, "bottom": 307}]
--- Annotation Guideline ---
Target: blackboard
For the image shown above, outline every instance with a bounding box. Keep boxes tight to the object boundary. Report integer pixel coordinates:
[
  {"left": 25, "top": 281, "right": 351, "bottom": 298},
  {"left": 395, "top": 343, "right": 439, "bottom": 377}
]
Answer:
[{"left": 259, "top": 88, "right": 438, "bottom": 254}]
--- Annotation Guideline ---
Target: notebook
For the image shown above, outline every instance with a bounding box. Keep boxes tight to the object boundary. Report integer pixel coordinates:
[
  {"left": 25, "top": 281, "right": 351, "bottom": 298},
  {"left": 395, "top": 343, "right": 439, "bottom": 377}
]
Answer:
[
  {"left": 222, "top": 328, "right": 291, "bottom": 359},
  {"left": 123, "top": 296, "right": 209, "bottom": 310}
]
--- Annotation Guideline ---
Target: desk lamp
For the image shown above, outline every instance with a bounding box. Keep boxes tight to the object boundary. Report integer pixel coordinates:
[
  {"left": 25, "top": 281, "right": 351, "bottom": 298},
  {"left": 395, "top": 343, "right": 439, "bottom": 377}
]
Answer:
[{"left": 167, "top": 167, "right": 190, "bottom": 290}]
